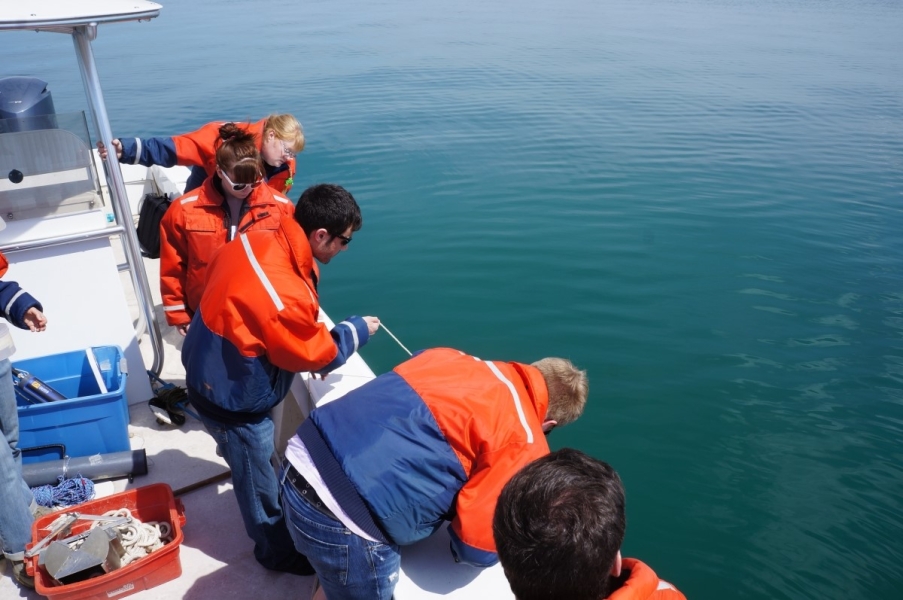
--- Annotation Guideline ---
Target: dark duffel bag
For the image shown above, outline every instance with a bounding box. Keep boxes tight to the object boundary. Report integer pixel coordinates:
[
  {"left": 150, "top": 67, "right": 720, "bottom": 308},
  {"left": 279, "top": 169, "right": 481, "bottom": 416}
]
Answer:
[{"left": 136, "top": 192, "right": 174, "bottom": 259}]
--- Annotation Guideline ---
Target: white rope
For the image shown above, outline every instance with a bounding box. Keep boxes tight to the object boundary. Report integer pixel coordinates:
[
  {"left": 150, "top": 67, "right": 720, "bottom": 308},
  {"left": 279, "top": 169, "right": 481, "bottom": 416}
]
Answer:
[
  {"left": 379, "top": 322, "right": 412, "bottom": 356},
  {"left": 79, "top": 508, "right": 173, "bottom": 566}
]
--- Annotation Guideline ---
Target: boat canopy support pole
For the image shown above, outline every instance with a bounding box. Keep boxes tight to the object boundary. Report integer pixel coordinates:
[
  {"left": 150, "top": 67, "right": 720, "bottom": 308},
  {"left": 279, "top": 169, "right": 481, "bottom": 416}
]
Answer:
[{"left": 71, "top": 24, "right": 164, "bottom": 377}]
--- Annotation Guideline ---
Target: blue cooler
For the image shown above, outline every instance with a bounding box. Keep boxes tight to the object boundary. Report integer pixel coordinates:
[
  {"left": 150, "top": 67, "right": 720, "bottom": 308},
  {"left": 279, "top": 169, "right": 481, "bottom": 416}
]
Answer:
[{"left": 14, "top": 346, "right": 130, "bottom": 464}]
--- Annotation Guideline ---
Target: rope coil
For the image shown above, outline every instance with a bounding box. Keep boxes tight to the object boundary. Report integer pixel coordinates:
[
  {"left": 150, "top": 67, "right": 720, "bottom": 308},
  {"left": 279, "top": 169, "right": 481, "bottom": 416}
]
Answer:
[{"left": 32, "top": 475, "right": 95, "bottom": 507}]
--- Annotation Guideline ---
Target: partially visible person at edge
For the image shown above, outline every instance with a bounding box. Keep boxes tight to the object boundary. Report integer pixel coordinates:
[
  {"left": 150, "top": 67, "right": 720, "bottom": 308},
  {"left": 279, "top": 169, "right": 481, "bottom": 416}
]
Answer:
[
  {"left": 493, "top": 448, "right": 687, "bottom": 600},
  {"left": 181, "top": 183, "right": 379, "bottom": 577},
  {"left": 0, "top": 250, "right": 48, "bottom": 590},
  {"left": 98, "top": 114, "right": 303, "bottom": 194},
  {"left": 159, "top": 123, "right": 295, "bottom": 335},
  {"left": 280, "top": 347, "right": 589, "bottom": 600}
]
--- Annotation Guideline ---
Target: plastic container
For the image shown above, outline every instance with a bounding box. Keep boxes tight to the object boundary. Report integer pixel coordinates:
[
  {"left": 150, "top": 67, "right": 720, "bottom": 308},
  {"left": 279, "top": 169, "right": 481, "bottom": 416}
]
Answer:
[
  {"left": 14, "top": 346, "right": 130, "bottom": 464},
  {"left": 26, "top": 483, "right": 186, "bottom": 600}
]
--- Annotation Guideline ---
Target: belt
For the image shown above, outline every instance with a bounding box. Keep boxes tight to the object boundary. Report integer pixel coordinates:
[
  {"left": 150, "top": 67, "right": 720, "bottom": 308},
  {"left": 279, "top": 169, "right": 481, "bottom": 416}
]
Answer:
[{"left": 283, "top": 460, "right": 339, "bottom": 521}]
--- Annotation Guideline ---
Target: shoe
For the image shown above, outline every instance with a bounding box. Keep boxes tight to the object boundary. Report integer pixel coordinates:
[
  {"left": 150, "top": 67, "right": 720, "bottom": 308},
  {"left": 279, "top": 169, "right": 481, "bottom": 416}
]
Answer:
[
  {"left": 11, "top": 560, "right": 34, "bottom": 589},
  {"left": 33, "top": 504, "right": 55, "bottom": 519}
]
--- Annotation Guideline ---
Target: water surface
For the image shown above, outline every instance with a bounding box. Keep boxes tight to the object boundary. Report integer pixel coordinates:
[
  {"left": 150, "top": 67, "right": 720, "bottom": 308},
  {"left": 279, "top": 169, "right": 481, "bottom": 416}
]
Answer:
[{"left": 3, "top": 1, "right": 903, "bottom": 597}]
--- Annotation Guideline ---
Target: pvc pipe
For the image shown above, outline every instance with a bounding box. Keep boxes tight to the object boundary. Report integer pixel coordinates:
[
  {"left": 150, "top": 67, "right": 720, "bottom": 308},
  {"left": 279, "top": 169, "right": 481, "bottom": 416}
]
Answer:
[{"left": 22, "top": 450, "right": 148, "bottom": 487}]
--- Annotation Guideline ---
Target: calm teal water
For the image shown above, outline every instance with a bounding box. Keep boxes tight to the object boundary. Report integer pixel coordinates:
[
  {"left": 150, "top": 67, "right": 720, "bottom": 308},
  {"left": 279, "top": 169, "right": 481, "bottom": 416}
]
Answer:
[{"left": 4, "top": 0, "right": 903, "bottom": 597}]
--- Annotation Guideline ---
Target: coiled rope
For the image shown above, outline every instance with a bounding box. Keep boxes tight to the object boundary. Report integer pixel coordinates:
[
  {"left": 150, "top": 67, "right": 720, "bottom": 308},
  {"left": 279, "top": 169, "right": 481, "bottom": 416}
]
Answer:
[
  {"left": 32, "top": 475, "right": 95, "bottom": 507},
  {"left": 84, "top": 508, "right": 173, "bottom": 566}
]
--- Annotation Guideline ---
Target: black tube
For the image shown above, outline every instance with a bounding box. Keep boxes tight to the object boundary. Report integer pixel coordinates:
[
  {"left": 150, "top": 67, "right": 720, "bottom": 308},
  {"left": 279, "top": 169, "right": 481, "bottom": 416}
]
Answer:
[{"left": 22, "top": 449, "right": 148, "bottom": 487}]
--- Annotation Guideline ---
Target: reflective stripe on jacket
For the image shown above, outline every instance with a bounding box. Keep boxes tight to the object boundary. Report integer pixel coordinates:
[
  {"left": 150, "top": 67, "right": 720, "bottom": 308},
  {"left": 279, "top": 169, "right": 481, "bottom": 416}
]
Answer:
[
  {"left": 181, "top": 219, "right": 369, "bottom": 421},
  {"left": 159, "top": 176, "right": 294, "bottom": 326},
  {"left": 304, "top": 347, "right": 550, "bottom": 566},
  {"left": 118, "top": 119, "right": 296, "bottom": 194}
]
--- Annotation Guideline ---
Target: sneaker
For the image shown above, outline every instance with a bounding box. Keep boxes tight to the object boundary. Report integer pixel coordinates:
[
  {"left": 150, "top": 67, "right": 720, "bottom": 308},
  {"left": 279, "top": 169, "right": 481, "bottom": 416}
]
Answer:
[{"left": 11, "top": 560, "right": 34, "bottom": 589}]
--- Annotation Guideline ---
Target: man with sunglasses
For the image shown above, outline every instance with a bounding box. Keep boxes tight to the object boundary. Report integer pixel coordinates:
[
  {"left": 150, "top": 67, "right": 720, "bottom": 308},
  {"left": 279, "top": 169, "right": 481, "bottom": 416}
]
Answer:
[{"left": 181, "top": 183, "right": 379, "bottom": 578}]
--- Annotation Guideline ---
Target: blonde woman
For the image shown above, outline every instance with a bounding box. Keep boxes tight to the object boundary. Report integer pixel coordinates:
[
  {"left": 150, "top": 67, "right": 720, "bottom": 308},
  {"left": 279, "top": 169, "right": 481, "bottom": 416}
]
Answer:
[{"left": 100, "top": 114, "right": 304, "bottom": 194}]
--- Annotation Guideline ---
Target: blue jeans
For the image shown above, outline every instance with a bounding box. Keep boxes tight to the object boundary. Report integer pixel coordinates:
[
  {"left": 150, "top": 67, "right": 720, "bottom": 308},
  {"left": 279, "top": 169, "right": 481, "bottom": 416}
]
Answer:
[
  {"left": 193, "top": 407, "right": 312, "bottom": 574},
  {"left": 0, "top": 358, "right": 35, "bottom": 561},
  {"left": 281, "top": 473, "right": 401, "bottom": 600}
]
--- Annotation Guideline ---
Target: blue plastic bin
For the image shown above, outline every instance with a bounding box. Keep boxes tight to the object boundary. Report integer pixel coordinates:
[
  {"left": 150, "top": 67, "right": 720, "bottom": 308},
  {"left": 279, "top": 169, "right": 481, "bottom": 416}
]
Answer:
[{"left": 14, "top": 346, "right": 129, "bottom": 464}]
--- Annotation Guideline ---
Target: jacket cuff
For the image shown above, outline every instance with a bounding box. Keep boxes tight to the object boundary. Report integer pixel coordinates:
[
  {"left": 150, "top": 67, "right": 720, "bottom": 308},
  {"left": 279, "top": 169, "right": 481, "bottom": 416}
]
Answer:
[
  {"left": 6, "top": 291, "right": 41, "bottom": 330},
  {"left": 448, "top": 527, "right": 498, "bottom": 567}
]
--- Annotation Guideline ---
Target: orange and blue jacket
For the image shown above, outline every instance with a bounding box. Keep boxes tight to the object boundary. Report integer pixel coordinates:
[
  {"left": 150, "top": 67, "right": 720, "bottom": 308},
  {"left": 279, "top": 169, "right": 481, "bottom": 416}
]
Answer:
[
  {"left": 608, "top": 559, "right": 686, "bottom": 600},
  {"left": 159, "top": 176, "right": 294, "bottom": 327},
  {"left": 181, "top": 219, "right": 370, "bottom": 422},
  {"left": 297, "top": 347, "right": 551, "bottom": 567},
  {"left": 117, "top": 119, "right": 296, "bottom": 194}
]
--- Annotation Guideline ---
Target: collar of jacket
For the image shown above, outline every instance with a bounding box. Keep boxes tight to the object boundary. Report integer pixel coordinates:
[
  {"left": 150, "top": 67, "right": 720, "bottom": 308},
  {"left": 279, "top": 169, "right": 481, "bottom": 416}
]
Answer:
[
  {"left": 509, "top": 361, "right": 550, "bottom": 422},
  {"left": 275, "top": 219, "right": 321, "bottom": 290}
]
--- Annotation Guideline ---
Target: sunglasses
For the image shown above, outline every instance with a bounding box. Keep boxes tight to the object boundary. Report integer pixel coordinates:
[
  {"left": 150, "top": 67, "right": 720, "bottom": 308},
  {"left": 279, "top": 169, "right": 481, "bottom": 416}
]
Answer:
[
  {"left": 280, "top": 141, "right": 296, "bottom": 159},
  {"left": 220, "top": 169, "right": 263, "bottom": 192},
  {"left": 333, "top": 233, "right": 352, "bottom": 246}
]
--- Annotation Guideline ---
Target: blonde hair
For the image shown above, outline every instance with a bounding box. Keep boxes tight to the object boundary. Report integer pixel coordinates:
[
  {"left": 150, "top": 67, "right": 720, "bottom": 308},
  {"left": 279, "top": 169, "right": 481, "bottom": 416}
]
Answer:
[
  {"left": 531, "top": 358, "right": 588, "bottom": 427},
  {"left": 264, "top": 114, "right": 305, "bottom": 154}
]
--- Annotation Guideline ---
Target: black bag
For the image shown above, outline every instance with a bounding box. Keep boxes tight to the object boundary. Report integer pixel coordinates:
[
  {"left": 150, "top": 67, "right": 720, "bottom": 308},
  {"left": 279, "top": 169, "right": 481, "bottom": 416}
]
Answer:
[{"left": 136, "top": 193, "right": 174, "bottom": 259}]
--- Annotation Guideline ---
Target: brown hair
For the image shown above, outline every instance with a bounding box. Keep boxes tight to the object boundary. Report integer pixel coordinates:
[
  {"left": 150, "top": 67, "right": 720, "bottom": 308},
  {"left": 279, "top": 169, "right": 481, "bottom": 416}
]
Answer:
[
  {"left": 531, "top": 358, "right": 588, "bottom": 426},
  {"left": 216, "top": 122, "right": 262, "bottom": 184}
]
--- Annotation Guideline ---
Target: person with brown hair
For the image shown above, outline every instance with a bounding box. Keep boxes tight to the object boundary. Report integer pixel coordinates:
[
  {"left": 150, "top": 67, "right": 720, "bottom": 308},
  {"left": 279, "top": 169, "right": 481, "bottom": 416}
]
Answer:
[
  {"left": 493, "top": 448, "right": 687, "bottom": 600},
  {"left": 99, "top": 114, "right": 304, "bottom": 194},
  {"left": 159, "top": 123, "right": 295, "bottom": 334}
]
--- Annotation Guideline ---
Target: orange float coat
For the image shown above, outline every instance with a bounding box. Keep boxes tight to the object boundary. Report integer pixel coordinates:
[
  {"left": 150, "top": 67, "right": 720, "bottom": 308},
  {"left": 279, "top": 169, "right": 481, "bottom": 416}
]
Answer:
[
  {"left": 181, "top": 219, "right": 371, "bottom": 421},
  {"left": 159, "top": 176, "right": 294, "bottom": 327},
  {"left": 117, "top": 119, "right": 296, "bottom": 194},
  {"left": 299, "top": 347, "right": 551, "bottom": 566},
  {"left": 608, "top": 559, "right": 687, "bottom": 600}
]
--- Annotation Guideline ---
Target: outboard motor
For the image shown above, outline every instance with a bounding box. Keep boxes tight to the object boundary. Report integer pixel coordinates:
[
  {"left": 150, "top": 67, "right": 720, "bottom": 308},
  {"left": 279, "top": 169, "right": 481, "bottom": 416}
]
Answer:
[{"left": 0, "top": 76, "right": 58, "bottom": 133}]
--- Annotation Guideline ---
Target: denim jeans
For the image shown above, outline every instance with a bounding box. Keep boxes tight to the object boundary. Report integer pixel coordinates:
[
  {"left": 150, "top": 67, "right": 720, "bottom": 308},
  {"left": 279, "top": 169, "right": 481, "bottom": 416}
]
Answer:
[
  {"left": 193, "top": 408, "right": 312, "bottom": 574},
  {"left": 281, "top": 473, "right": 401, "bottom": 600},
  {"left": 0, "top": 358, "right": 36, "bottom": 561}
]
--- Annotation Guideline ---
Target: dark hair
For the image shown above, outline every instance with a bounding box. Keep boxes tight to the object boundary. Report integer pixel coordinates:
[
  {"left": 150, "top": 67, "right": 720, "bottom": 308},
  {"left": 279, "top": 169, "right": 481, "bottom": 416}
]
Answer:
[
  {"left": 294, "top": 183, "right": 362, "bottom": 238},
  {"left": 216, "top": 122, "right": 262, "bottom": 184},
  {"left": 493, "top": 448, "right": 626, "bottom": 600}
]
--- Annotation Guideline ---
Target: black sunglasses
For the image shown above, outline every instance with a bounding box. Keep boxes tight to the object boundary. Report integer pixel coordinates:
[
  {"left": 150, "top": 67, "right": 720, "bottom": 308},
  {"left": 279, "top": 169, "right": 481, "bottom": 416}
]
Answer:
[{"left": 333, "top": 233, "right": 352, "bottom": 246}]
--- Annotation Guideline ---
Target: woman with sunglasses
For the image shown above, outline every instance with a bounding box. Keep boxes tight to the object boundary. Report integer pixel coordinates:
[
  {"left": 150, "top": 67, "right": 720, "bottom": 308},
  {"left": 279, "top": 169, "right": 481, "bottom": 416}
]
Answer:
[
  {"left": 99, "top": 114, "right": 303, "bottom": 195},
  {"left": 159, "top": 123, "right": 296, "bottom": 335}
]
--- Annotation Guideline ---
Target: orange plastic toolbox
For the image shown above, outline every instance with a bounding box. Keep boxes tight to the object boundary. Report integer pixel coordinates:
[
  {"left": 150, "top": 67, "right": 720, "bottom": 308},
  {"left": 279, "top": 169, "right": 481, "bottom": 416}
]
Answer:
[{"left": 26, "top": 483, "right": 186, "bottom": 600}]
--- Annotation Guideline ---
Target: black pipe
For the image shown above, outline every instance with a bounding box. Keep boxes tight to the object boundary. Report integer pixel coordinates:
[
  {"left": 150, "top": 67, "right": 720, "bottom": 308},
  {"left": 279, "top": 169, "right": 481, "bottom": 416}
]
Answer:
[{"left": 22, "top": 449, "right": 148, "bottom": 487}]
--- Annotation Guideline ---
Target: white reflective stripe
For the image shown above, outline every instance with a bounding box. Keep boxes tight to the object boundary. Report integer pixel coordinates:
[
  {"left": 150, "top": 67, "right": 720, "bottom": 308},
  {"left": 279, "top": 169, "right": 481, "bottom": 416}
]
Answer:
[
  {"left": 273, "top": 194, "right": 290, "bottom": 204},
  {"left": 301, "top": 280, "right": 316, "bottom": 304},
  {"left": 337, "top": 321, "right": 359, "bottom": 352},
  {"left": 657, "top": 580, "right": 677, "bottom": 591},
  {"left": 131, "top": 138, "right": 142, "bottom": 165},
  {"left": 163, "top": 304, "right": 186, "bottom": 312},
  {"left": 180, "top": 194, "right": 199, "bottom": 205},
  {"left": 0, "top": 168, "right": 90, "bottom": 192},
  {"left": 4, "top": 290, "right": 25, "bottom": 317},
  {"left": 484, "top": 361, "right": 533, "bottom": 444},
  {"left": 240, "top": 233, "right": 284, "bottom": 311}
]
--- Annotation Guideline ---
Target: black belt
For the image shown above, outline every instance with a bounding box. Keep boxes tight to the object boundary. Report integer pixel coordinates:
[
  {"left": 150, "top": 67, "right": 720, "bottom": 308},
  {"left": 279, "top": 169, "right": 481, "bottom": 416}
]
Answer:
[{"left": 283, "top": 460, "right": 339, "bottom": 521}]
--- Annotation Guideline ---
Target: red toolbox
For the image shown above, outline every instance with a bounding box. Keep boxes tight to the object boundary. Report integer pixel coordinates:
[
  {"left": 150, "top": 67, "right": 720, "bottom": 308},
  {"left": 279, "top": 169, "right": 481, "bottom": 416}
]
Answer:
[{"left": 26, "top": 483, "right": 186, "bottom": 600}]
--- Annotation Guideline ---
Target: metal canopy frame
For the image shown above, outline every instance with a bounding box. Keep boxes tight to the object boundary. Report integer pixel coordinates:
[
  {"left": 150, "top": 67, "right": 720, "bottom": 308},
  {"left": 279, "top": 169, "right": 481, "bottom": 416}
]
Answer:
[{"left": 0, "top": 1, "right": 165, "bottom": 375}]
